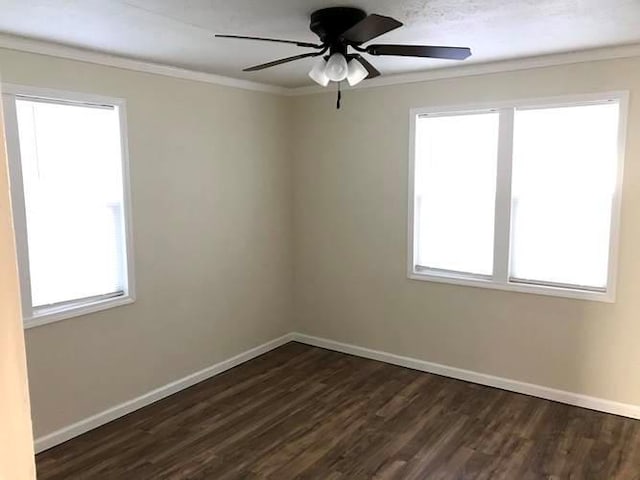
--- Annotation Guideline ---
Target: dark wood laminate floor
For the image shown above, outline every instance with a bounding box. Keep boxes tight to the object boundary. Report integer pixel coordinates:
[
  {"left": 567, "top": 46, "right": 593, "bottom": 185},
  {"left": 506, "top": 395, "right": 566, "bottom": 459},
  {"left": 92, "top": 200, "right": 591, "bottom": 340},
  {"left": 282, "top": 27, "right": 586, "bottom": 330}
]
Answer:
[{"left": 37, "top": 342, "right": 640, "bottom": 479}]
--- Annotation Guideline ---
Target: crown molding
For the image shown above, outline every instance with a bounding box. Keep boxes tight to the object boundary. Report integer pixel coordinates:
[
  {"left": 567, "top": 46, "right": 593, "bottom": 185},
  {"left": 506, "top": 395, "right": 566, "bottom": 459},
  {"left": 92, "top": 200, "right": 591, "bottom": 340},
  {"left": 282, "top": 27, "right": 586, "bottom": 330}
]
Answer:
[
  {"left": 0, "top": 33, "right": 287, "bottom": 95},
  {"left": 2, "top": 32, "right": 640, "bottom": 97},
  {"left": 285, "top": 43, "right": 640, "bottom": 96}
]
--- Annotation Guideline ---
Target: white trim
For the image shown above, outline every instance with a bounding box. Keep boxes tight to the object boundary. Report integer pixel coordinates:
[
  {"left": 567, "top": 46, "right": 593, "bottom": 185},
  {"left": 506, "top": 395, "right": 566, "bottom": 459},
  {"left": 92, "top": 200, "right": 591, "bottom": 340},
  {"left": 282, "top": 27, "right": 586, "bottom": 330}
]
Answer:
[
  {"left": 34, "top": 333, "right": 295, "bottom": 453},
  {"left": 292, "top": 333, "right": 640, "bottom": 420},
  {"left": 493, "top": 108, "right": 515, "bottom": 280},
  {"left": 33, "top": 330, "right": 640, "bottom": 453},
  {"left": 407, "top": 91, "right": 627, "bottom": 115},
  {"left": 24, "top": 295, "right": 135, "bottom": 329},
  {"left": 1, "top": 83, "right": 130, "bottom": 108},
  {"left": 2, "top": 84, "right": 137, "bottom": 327},
  {"left": 287, "top": 43, "right": 640, "bottom": 95},
  {"left": 116, "top": 90, "right": 137, "bottom": 310},
  {"left": 1, "top": 92, "right": 32, "bottom": 317},
  {"left": 407, "top": 91, "right": 628, "bottom": 303},
  {"left": 406, "top": 106, "right": 418, "bottom": 280},
  {"left": 0, "top": 33, "right": 286, "bottom": 95},
  {"left": 606, "top": 91, "right": 629, "bottom": 301},
  {"left": 1, "top": 33, "right": 639, "bottom": 96},
  {"left": 408, "top": 272, "right": 613, "bottom": 302}
]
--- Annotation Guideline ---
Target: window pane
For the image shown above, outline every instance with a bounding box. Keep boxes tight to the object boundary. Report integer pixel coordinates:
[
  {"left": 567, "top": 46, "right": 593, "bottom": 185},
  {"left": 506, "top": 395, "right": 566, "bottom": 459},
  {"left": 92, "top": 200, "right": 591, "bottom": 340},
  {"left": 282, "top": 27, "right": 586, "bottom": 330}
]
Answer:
[
  {"left": 414, "top": 112, "right": 499, "bottom": 275},
  {"left": 16, "top": 99, "right": 126, "bottom": 307},
  {"left": 510, "top": 103, "right": 619, "bottom": 289}
]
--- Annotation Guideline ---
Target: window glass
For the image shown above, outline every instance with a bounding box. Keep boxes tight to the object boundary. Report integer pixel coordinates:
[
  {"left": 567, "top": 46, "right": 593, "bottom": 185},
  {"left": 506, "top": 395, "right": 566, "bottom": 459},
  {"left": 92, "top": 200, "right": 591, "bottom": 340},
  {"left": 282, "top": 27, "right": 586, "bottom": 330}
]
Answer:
[
  {"left": 414, "top": 112, "right": 499, "bottom": 275},
  {"left": 15, "top": 98, "right": 127, "bottom": 307},
  {"left": 510, "top": 103, "right": 619, "bottom": 289}
]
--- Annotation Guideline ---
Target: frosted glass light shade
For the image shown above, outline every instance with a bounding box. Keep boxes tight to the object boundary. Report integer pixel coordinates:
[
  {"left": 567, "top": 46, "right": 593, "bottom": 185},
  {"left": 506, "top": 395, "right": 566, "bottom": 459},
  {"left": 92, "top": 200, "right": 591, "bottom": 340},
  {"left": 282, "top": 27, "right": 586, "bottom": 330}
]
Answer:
[
  {"left": 325, "top": 53, "right": 348, "bottom": 82},
  {"left": 347, "top": 59, "right": 368, "bottom": 86},
  {"left": 308, "top": 58, "right": 330, "bottom": 86}
]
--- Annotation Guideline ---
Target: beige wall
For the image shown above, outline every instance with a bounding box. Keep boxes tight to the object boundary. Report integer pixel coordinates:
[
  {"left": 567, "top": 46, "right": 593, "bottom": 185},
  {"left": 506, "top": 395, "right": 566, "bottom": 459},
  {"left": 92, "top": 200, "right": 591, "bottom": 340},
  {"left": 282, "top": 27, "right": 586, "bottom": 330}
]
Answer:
[
  {"left": 3, "top": 45, "right": 640, "bottom": 448},
  {"left": 0, "top": 47, "right": 293, "bottom": 438},
  {"left": 291, "top": 57, "right": 640, "bottom": 406},
  {"left": 0, "top": 83, "right": 35, "bottom": 479}
]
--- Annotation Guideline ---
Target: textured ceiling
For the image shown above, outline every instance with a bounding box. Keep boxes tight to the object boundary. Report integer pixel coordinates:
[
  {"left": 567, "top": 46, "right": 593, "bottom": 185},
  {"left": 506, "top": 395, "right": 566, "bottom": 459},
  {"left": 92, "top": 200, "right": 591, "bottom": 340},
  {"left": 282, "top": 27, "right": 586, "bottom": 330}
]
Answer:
[{"left": 1, "top": 0, "right": 639, "bottom": 88}]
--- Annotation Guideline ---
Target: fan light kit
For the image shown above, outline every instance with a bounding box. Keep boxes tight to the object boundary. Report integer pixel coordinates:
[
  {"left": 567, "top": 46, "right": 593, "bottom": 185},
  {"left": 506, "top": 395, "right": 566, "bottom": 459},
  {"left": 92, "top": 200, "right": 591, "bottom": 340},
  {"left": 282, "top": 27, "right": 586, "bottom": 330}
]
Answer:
[
  {"left": 217, "top": 7, "right": 472, "bottom": 108},
  {"left": 310, "top": 53, "right": 368, "bottom": 87}
]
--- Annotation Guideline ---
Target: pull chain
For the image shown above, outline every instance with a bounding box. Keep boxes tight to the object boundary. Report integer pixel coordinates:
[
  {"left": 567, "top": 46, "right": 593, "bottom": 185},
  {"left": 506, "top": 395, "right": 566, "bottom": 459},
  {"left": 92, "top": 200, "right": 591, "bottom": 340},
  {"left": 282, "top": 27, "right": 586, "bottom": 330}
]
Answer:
[{"left": 336, "top": 81, "right": 342, "bottom": 110}]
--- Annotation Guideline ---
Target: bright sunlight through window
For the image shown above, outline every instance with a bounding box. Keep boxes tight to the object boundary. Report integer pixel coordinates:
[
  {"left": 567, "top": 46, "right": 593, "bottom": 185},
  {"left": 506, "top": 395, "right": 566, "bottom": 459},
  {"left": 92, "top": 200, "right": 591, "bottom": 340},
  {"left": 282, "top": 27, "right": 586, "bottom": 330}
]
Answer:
[
  {"left": 414, "top": 112, "right": 499, "bottom": 276},
  {"left": 3, "top": 87, "right": 133, "bottom": 327},
  {"left": 510, "top": 103, "right": 619, "bottom": 290},
  {"left": 410, "top": 93, "right": 625, "bottom": 302}
]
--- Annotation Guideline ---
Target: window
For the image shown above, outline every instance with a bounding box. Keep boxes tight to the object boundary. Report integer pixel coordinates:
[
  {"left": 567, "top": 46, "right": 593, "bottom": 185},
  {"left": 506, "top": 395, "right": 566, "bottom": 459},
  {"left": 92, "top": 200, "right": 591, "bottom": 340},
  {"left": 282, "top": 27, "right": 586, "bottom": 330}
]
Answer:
[
  {"left": 2, "top": 85, "right": 134, "bottom": 328},
  {"left": 414, "top": 111, "right": 499, "bottom": 276},
  {"left": 409, "top": 93, "right": 627, "bottom": 302}
]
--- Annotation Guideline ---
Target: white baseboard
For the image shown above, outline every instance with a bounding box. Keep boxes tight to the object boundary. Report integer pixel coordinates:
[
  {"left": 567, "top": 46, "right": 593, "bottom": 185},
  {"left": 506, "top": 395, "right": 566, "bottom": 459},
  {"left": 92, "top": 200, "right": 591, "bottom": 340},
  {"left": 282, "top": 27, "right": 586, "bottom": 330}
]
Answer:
[
  {"left": 35, "top": 330, "right": 640, "bottom": 454},
  {"left": 291, "top": 332, "right": 640, "bottom": 420},
  {"left": 35, "top": 333, "right": 295, "bottom": 453}
]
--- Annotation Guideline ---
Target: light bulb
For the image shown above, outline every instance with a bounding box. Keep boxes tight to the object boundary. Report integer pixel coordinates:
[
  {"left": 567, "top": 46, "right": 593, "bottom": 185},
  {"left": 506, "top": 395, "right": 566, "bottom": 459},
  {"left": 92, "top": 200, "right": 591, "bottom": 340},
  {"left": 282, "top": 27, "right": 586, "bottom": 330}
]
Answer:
[
  {"left": 325, "top": 53, "right": 348, "bottom": 82},
  {"left": 308, "top": 58, "right": 330, "bottom": 86},
  {"left": 346, "top": 59, "right": 368, "bottom": 86}
]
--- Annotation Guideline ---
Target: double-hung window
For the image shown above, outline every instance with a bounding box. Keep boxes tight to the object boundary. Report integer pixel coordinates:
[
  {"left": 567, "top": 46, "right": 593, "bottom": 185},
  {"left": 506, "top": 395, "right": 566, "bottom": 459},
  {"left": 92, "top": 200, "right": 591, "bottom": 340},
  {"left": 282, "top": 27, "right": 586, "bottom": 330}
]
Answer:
[
  {"left": 409, "top": 92, "right": 627, "bottom": 302},
  {"left": 2, "top": 85, "right": 134, "bottom": 328}
]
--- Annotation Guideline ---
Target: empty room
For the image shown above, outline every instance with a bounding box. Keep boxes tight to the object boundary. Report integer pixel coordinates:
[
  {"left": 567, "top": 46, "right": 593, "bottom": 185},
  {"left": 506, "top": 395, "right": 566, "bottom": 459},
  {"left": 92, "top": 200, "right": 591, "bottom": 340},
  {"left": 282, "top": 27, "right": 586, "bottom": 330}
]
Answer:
[{"left": 1, "top": 1, "right": 640, "bottom": 478}]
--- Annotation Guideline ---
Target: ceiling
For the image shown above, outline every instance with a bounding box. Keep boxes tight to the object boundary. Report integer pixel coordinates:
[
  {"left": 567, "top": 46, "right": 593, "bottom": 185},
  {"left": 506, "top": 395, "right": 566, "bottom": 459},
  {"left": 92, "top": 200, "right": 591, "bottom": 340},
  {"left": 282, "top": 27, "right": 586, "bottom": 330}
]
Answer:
[{"left": 1, "top": 0, "right": 639, "bottom": 88}]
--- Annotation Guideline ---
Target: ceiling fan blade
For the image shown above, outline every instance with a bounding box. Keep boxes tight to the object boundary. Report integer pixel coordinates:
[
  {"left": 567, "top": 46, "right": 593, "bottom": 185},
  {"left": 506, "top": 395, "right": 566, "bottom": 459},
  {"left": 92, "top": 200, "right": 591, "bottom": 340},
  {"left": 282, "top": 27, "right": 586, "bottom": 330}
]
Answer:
[
  {"left": 351, "top": 55, "right": 381, "bottom": 79},
  {"left": 215, "top": 34, "right": 322, "bottom": 49},
  {"left": 243, "top": 51, "right": 323, "bottom": 72},
  {"left": 366, "top": 44, "right": 472, "bottom": 60},
  {"left": 341, "top": 14, "right": 402, "bottom": 44}
]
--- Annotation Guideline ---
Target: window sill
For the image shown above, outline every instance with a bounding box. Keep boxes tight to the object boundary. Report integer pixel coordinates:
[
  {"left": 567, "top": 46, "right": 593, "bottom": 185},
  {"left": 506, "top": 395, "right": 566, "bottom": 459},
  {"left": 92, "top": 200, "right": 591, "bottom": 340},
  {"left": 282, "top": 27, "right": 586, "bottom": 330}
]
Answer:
[
  {"left": 24, "top": 294, "right": 135, "bottom": 329},
  {"left": 408, "top": 269, "right": 614, "bottom": 303}
]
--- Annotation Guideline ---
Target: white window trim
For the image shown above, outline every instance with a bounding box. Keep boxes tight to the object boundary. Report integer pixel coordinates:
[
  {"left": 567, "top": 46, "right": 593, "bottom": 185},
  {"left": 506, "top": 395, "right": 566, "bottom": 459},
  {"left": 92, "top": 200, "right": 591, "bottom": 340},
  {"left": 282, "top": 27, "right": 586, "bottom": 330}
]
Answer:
[
  {"left": 407, "top": 91, "right": 629, "bottom": 303},
  {"left": 2, "top": 83, "right": 136, "bottom": 328}
]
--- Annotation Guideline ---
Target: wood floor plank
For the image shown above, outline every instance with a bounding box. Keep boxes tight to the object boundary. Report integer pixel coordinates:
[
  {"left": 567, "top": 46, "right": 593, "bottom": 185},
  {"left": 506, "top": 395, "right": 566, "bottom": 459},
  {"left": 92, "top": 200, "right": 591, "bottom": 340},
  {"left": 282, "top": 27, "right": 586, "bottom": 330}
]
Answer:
[{"left": 36, "top": 342, "right": 640, "bottom": 479}]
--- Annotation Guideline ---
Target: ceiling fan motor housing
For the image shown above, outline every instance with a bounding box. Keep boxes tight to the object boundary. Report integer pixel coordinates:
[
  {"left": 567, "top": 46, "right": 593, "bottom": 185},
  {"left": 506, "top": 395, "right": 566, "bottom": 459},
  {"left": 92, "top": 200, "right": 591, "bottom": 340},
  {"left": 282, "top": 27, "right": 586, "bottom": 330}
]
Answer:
[{"left": 310, "top": 7, "right": 367, "bottom": 47}]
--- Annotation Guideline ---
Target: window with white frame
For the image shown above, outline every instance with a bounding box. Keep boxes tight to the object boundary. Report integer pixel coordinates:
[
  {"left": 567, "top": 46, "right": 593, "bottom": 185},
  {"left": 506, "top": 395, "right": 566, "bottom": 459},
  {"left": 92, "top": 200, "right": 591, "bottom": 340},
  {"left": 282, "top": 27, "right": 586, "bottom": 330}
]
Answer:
[
  {"left": 2, "top": 86, "right": 134, "bottom": 328},
  {"left": 409, "top": 93, "right": 626, "bottom": 302}
]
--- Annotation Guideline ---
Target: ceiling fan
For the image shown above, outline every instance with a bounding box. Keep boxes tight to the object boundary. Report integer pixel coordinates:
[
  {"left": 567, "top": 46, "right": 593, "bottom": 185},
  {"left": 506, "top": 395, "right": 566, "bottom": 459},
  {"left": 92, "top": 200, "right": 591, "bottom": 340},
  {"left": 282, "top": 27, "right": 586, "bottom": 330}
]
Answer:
[{"left": 217, "top": 7, "right": 471, "bottom": 107}]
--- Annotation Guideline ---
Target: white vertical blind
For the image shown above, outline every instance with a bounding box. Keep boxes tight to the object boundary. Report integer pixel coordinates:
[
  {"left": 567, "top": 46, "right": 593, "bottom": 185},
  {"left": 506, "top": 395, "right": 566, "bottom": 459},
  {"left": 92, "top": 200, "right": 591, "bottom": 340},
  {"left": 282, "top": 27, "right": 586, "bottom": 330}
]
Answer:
[
  {"left": 414, "top": 112, "right": 499, "bottom": 275},
  {"left": 510, "top": 102, "right": 619, "bottom": 289},
  {"left": 15, "top": 98, "right": 126, "bottom": 307}
]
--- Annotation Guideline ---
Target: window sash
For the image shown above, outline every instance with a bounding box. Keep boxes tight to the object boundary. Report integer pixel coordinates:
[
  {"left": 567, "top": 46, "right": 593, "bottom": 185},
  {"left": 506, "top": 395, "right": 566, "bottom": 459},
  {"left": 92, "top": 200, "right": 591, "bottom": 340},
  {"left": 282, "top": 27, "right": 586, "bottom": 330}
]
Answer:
[
  {"left": 2, "top": 84, "right": 135, "bottom": 328},
  {"left": 413, "top": 111, "right": 499, "bottom": 276},
  {"left": 408, "top": 92, "right": 627, "bottom": 303},
  {"left": 32, "top": 290, "right": 125, "bottom": 317}
]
